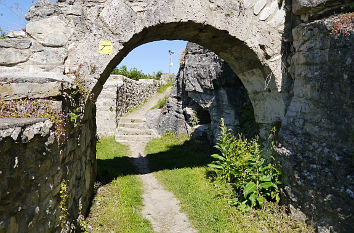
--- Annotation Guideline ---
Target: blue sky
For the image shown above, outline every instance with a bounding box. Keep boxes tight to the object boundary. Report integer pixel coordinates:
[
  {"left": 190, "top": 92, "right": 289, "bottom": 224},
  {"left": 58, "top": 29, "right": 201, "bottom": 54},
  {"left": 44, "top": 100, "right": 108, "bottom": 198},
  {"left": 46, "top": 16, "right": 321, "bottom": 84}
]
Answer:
[{"left": 0, "top": 0, "right": 187, "bottom": 75}]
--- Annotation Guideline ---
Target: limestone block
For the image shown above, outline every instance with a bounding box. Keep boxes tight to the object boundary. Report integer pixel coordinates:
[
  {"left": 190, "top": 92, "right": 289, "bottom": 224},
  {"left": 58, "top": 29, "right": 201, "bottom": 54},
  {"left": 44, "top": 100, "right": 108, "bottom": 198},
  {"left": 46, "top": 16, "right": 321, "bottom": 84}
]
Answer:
[
  {"left": 6, "top": 30, "right": 26, "bottom": 38},
  {"left": 0, "top": 82, "right": 64, "bottom": 100},
  {"left": 254, "top": 0, "right": 267, "bottom": 15},
  {"left": 26, "top": 16, "right": 72, "bottom": 47},
  {"left": 29, "top": 47, "right": 68, "bottom": 65},
  {"left": 0, "top": 48, "right": 30, "bottom": 65},
  {"left": 243, "top": 0, "right": 257, "bottom": 8},
  {"left": 267, "top": 8, "right": 286, "bottom": 28},
  {"left": 25, "top": 0, "right": 58, "bottom": 21},
  {"left": 0, "top": 38, "right": 32, "bottom": 49},
  {"left": 259, "top": 1, "right": 278, "bottom": 21},
  {"left": 292, "top": 0, "right": 340, "bottom": 15},
  {"left": 61, "top": 3, "right": 83, "bottom": 16},
  {"left": 249, "top": 90, "right": 285, "bottom": 123},
  {"left": 21, "top": 120, "right": 53, "bottom": 142}
]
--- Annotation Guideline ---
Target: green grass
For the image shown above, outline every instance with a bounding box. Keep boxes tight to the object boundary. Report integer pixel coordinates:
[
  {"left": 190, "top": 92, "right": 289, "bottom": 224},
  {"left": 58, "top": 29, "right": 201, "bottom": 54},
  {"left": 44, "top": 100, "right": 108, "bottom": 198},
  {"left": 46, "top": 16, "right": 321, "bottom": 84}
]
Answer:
[
  {"left": 145, "top": 135, "right": 315, "bottom": 233},
  {"left": 86, "top": 137, "right": 153, "bottom": 233},
  {"left": 157, "top": 82, "right": 173, "bottom": 94},
  {"left": 151, "top": 96, "right": 167, "bottom": 110}
]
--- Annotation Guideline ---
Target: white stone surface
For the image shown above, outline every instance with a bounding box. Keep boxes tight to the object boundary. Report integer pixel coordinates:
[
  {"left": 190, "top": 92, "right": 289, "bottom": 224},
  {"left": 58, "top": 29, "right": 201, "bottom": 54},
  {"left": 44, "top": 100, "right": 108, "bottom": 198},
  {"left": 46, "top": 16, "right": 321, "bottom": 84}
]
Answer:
[
  {"left": 254, "top": 0, "right": 267, "bottom": 15},
  {"left": 259, "top": 1, "right": 278, "bottom": 21}
]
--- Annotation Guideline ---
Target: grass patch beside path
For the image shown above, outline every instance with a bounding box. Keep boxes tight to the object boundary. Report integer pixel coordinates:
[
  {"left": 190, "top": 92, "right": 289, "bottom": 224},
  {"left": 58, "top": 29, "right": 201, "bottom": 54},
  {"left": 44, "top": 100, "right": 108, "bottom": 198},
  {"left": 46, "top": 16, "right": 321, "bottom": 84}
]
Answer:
[
  {"left": 151, "top": 96, "right": 167, "bottom": 110},
  {"left": 86, "top": 137, "right": 153, "bottom": 233},
  {"left": 145, "top": 135, "right": 315, "bottom": 233},
  {"left": 157, "top": 82, "right": 173, "bottom": 93}
]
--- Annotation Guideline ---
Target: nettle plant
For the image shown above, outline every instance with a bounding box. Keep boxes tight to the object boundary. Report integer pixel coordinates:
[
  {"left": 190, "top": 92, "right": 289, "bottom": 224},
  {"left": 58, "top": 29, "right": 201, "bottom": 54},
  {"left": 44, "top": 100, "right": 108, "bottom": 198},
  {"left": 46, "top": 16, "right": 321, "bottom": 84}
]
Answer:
[
  {"left": 0, "top": 98, "right": 67, "bottom": 142},
  {"left": 208, "top": 118, "right": 281, "bottom": 211}
]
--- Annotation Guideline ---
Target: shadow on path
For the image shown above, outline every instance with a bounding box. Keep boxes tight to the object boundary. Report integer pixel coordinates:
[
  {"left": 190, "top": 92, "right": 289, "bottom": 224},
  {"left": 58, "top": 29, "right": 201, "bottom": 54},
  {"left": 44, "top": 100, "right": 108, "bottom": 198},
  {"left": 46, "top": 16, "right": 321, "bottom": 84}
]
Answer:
[{"left": 97, "top": 140, "right": 215, "bottom": 185}]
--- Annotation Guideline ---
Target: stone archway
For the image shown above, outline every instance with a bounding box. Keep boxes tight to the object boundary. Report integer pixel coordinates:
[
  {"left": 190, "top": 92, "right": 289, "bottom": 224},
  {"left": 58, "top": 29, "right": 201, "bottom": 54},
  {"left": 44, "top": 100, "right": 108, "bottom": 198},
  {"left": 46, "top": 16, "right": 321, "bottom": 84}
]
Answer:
[{"left": 60, "top": 0, "right": 289, "bottom": 133}]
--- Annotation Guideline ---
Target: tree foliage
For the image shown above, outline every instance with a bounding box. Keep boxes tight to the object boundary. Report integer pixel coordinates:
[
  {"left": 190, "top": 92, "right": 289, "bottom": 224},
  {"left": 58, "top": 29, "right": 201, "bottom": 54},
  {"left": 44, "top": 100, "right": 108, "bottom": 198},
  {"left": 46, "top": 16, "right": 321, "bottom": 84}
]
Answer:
[{"left": 111, "top": 65, "right": 151, "bottom": 81}]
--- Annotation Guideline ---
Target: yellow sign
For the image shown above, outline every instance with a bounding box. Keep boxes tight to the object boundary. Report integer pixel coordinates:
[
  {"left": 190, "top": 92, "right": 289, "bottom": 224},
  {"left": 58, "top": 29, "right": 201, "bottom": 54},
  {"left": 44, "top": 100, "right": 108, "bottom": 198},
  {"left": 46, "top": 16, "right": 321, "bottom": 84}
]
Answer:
[{"left": 99, "top": 41, "right": 113, "bottom": 55}]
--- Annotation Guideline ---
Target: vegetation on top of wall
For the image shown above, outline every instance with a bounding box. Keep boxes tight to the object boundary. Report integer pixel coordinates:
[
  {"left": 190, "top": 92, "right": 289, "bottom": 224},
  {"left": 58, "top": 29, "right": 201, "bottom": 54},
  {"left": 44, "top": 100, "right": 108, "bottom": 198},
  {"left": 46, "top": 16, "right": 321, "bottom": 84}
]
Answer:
[
  {"left": 331, "top": 12, "right": 354, "bottom": 37},
  {"left": 112, "top": 65, "right": 163, "bottom": 81},
  {"left": 0, "top": 27, "right": 6, "bottom": 39},
  {"left": 0, "top": 98, "right": 67, "bottom": 142},
  {"left": 208, "top": 119, "right": 281, "bottom": 211}
]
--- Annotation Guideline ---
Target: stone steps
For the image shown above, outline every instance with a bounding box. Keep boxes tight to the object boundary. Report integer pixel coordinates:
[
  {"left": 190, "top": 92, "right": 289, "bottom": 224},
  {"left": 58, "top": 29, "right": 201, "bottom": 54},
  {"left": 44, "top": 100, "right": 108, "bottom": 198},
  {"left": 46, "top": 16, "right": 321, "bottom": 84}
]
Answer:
[
  {"left": 118, "top": 122, "right": 146, "bottom": 129},
  {"left": 119, "top": 117, "right": 145, "bottom": 124},
  {"left": 116, "top": 127, "right": 153, "bottom": 136},
  {"left": 116, "top": 117, "right": 157, "bottom": 144},
  {"left": 116, "top": 134, "right": 155, "bottom": 142}
]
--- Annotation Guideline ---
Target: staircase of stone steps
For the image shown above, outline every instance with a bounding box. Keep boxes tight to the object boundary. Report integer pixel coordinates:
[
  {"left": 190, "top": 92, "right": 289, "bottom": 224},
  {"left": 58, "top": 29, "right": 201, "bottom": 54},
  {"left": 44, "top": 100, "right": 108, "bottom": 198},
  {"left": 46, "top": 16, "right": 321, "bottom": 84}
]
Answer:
[{"left": 115, "top": 117, "right": 158, "bottom": 144}]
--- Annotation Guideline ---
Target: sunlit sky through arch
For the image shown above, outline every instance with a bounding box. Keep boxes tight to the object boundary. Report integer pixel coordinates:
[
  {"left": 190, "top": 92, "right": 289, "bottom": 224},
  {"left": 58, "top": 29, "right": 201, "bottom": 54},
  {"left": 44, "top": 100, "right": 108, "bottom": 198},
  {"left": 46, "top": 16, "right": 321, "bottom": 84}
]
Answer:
[{"left": 0, "top": 0, "right": 187, "bottom": 75}]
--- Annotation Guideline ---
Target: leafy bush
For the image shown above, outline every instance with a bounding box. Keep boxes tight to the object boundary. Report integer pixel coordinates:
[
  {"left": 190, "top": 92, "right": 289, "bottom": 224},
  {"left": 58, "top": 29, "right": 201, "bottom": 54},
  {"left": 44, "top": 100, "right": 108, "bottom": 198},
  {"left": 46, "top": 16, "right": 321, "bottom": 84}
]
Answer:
[
  {"left": 112, "top": 65, "right": 154, "bottom": 81},
  {"left": 153, "top": 71, "right": 163, "bottom": 80},
  {"left": 208, "top": 119, "right": 281, "bottom": 211}
]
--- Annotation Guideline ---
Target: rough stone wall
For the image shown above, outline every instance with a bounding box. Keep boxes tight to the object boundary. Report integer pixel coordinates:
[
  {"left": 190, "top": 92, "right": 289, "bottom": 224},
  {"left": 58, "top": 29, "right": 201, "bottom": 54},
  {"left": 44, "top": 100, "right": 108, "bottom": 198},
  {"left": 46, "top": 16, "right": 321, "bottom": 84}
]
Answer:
[
  {"left": 96, "top": 75, "right": 163, "bottom": 138},
  {"left": 116, "top": 77, "right": 162, "bottom": 117},
  {"left": 147, "top": 42, "right": 252, "bottom": 143},
  {"left": 276, "top": 1, "right": 354, "bottom": 232},
  {"left": 0, "top": 73, "right": 96, "bottom": 233}
]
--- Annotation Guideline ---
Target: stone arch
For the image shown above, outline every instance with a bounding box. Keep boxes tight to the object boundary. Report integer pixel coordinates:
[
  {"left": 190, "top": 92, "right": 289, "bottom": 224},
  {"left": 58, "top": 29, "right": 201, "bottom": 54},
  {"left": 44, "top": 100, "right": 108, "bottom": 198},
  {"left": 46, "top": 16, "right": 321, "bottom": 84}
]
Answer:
[{"left": 62, "top": 0, "right": 289, "bottom": 131}]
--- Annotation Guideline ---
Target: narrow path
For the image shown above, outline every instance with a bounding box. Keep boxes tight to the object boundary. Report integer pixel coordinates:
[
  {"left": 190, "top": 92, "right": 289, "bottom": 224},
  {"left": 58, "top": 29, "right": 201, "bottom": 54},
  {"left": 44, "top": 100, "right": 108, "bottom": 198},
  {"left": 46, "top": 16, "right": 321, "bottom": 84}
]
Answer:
[{"left": 116, "top": 88, "right": 197, "bottom": 233}]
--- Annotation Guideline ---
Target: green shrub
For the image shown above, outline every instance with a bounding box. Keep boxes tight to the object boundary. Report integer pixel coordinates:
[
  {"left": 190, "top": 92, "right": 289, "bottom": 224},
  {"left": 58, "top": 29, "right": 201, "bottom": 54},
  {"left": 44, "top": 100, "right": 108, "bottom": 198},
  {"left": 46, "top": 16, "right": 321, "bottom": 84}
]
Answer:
[
  {"left": 153, "top": 71, "right": 163, "bottom": 80},
  {"left": 208, "top": 119, "right": 281, "bottom": 211}
]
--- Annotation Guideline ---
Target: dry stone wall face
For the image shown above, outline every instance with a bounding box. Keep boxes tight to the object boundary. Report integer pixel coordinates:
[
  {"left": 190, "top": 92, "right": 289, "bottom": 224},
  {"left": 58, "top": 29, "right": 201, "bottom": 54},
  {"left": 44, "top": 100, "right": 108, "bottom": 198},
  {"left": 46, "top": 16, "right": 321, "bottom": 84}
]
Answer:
[
  {"left": 96, "top": 75, "right": 163, "bottom": 138},
  {"left": 116, "top": 77, "right": 163, "bottom": 117},
  {"left": 0, "top": 73, "right": 96, "bottom": 233},
  {"left": 0, "top": 0, "right": 352, "bottom": 232}
]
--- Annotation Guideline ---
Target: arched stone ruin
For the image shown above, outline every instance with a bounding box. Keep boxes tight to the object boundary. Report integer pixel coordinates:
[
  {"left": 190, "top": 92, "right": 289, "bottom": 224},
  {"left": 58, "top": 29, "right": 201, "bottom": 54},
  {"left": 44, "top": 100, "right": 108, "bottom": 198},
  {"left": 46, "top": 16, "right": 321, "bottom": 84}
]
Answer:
[{"left": 0, "top": 0, "right": 353, "bottom": 232}]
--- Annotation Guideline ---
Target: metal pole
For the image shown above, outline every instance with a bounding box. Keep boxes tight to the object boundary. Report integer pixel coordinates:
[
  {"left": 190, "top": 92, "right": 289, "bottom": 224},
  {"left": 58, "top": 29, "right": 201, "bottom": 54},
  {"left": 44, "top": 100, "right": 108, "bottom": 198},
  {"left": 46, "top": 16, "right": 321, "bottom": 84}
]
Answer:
[{"left": 169, "top": 50, "right": 174, "bottom": 75}]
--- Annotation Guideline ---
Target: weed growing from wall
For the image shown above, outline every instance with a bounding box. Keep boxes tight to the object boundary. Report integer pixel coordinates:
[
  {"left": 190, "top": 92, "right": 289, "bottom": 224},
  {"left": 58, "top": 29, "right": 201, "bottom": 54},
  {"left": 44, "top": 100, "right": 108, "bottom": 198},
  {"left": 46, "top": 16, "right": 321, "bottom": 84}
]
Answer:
[
  {"left": 0, "top": 27, "right": 6, "bottom": 39},
  {"left": 59, "top": 180, "right": 88, "bottom": 233},
  {"left": 208, "top": 119, "right": 281, "bottom": 211},
  {"left": 59, "top": 180, "right": 70, "bottom": 230},
  {"left": 190, "top": 110, "right": 200, "bottom": 128}
]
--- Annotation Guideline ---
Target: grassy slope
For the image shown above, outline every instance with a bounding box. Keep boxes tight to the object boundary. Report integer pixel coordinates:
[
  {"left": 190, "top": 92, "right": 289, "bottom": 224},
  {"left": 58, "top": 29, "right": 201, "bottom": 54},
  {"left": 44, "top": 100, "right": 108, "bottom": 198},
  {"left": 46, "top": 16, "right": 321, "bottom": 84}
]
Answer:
[
  {"left": 145, "top": 135, "right": 315, "bottom": 233},
  {"left": 86, "top": 137, "right": 153, "bottom": 233}
]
